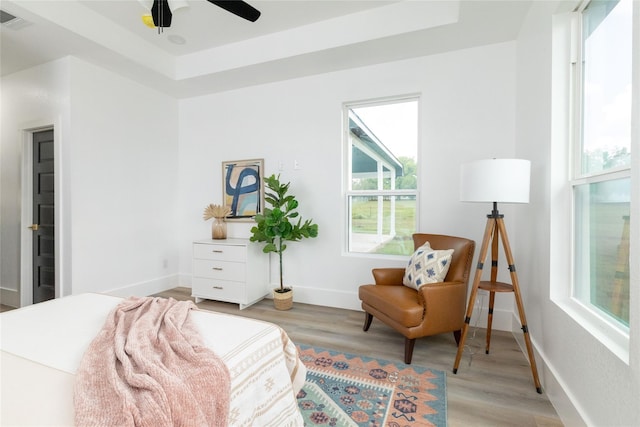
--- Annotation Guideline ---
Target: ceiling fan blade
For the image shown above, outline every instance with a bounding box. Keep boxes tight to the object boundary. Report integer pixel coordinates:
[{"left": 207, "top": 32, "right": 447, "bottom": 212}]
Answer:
[
  {"left": 151, "top": 0, "right": 173, "bottom": 27},
  {"left": 208, "top": 0, "right": 261, "bottom": 22}
]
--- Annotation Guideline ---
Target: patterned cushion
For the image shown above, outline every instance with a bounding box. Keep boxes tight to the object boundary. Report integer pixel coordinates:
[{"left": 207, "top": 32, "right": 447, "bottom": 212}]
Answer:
[{"left": 403, "top": 242, "right": 454, "bottom": 290}]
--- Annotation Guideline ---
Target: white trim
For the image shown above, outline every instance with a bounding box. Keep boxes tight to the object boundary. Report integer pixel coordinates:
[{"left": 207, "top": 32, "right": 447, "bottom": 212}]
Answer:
[
  {"left": 236, "top": 282, "right": 515, "bottom": 331},
  {"left": 558, "top": 297, "right": 629, "bottom": 362},
  {"left": 342, "top": 95, "right": 421, "bottom": 256},
  {"left": 348, "top": 189, "right": 417, "bottom": 197},
  {"left": 53, "top": 122, "right": 64, "bottom": 298},
  {"left": 511, "top": 315, "right": 588, "bottom": 426},
  {"left": 0, "top": 287, "right": 20, "bottom": 308},
  {"left": 270, "top": 284, "right": 362, "bottom": 312},
  {"left": 20, "top": 129, "right": 34, "bottom": 307},
  {"left": 552, "top": 0, "right": 633, "bottom": 362},
  {"left": 104, "top": 274, "right": 181, "bottom": 298}
]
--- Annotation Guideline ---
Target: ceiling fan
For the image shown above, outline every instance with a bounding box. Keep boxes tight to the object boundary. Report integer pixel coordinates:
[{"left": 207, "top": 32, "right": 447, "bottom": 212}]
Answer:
[{"left": 140, "top": 0, "right": 261, "bottom": 30}]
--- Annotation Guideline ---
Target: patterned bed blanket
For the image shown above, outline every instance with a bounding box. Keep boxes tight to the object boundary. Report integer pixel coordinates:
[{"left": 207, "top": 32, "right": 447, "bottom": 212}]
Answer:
[{"left": 0, "top": 293, "right": 306, "bottom": 426}]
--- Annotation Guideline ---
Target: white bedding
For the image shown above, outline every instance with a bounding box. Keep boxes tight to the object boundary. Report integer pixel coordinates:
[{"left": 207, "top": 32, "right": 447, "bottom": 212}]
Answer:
[{"left": 0, "top": 293, "right": 306, "bottom": 426}]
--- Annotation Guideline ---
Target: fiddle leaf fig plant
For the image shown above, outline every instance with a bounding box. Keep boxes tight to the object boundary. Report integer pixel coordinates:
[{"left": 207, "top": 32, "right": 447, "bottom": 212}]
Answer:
[{"left": 250, "top": 174, "right": 319, "bottom": 293}]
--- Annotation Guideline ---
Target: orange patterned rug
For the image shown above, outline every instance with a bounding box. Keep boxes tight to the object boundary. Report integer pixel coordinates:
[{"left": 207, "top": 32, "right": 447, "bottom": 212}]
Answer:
[{"left": 296, "top": 344, "right": 446, "bottom": 427}]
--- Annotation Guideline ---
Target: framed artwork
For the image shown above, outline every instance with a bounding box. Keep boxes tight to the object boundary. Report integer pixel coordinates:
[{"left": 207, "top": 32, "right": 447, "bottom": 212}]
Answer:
[{"left": 222, "top": 158, "right": 264, "bottom": 221}]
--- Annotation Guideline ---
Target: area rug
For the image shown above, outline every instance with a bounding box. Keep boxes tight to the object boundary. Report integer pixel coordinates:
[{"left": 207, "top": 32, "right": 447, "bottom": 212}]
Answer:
[{"left": 296, "top": 344, "right": 447, "bottom": 427}]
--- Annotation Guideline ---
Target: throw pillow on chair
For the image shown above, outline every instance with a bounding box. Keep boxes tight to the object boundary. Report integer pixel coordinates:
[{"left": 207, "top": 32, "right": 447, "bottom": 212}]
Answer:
[{"left": 403, "top": 242, "right": 454, "bottom": 290}]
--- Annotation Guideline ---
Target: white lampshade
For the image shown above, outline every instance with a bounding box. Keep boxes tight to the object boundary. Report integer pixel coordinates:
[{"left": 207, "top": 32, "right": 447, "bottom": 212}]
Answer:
[{"left": 460, "top": 159, "right": 531, "bottom": 203}]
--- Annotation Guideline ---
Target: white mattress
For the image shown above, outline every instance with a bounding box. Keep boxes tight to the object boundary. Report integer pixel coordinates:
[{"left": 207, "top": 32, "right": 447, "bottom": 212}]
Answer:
[{"left": 0, "top": 293, "right": 305, "bottom": 426}]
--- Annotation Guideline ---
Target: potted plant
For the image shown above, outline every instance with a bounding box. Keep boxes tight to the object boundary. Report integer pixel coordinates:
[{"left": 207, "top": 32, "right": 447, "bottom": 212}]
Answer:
[{"left": 249, "top": 174, "right": 318, "bottom": 310}]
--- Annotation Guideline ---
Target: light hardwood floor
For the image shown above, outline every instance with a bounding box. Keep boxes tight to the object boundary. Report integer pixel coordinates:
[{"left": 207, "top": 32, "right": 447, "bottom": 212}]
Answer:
[{"left": 155, "top": 287, "right": 563, "bottom": 427}]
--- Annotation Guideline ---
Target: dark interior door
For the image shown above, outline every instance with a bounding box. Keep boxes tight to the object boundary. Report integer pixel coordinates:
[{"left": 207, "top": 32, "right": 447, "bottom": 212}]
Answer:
[{"left": 32, "top": 129, "right": 55, "bottom": 304}]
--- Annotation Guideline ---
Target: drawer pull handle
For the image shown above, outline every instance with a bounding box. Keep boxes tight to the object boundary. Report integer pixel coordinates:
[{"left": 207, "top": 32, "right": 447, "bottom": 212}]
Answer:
[
  {"left": 212, "top": 286, "right": 224, "bottom": 290},
  {"left": 212, "top": 267, "right": 223, "bottom": 271},
  {"left": 212, "top": 250, "right": 224, "bottom": 253}
]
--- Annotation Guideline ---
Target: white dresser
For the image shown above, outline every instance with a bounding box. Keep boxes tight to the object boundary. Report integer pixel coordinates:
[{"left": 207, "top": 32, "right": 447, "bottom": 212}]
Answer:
[{"left": 191, "top": 238, "right": 269, "bottom": 309}]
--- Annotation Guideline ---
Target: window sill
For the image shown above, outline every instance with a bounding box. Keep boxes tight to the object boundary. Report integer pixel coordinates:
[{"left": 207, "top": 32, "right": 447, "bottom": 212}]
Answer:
[{"left": 553, "top": 296, "right": 630, "bottom": 364}]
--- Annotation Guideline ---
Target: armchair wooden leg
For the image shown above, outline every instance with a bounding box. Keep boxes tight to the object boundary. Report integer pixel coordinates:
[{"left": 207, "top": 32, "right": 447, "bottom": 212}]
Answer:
[
  {"left": 404, "top": 338, "right": 415, "bottom": 364},
  {"left": 363, "top": 312, "right": 373, "bottom": 331},
  {"left": 453, "top": 329, "right": 461, "bottom": 346}
]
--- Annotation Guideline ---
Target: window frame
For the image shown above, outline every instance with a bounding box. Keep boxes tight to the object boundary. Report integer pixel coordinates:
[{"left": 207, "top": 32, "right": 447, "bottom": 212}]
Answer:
[
  {"left": 342, "top": 95, "right": 420, "bottom": 258},
  {"left": 556, "top": 0, "right": 635, "bottom": 362}
]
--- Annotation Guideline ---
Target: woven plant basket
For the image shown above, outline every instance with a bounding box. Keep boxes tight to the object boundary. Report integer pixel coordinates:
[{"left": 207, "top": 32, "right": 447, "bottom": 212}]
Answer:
[{"left": 273, "top": 288, "right": 293, "bottom": 311}]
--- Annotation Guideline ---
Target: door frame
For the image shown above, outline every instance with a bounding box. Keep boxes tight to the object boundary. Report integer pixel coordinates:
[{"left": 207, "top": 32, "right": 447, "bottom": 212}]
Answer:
[{"left": 20, "top": 120, "right": 62, "bottom": 307}]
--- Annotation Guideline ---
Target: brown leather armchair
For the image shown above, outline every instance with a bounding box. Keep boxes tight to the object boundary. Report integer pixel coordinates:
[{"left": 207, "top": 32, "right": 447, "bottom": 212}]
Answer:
[{"left": 358, "top": 233, "right": 475, "bottom": 364}]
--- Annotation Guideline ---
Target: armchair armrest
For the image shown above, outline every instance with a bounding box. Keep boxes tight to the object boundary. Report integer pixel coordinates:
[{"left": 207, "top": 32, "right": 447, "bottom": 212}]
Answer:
[
  {"left": 418, "top": 281, "right": 467, "bottom": 332},
  {"left": 372, "top": 268, "right": 406, "bottom": 286}
]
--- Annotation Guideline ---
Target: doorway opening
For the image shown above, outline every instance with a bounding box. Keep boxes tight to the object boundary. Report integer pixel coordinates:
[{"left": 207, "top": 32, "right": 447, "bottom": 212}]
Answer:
[{"left": 20, "top": 126, "right": 58, "bottom": 306}]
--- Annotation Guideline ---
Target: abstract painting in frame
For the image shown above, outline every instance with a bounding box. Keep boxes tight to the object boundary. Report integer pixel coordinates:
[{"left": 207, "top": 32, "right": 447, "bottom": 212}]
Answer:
[{"left": 222, "top": 158, "right": 264, "bottom": 221}]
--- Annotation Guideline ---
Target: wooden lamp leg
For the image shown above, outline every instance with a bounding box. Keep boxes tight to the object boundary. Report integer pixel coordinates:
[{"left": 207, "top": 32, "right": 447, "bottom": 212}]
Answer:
[
  {"left": 485, "top": 291, "right": 495, "bottom": 354},
  {"left": 453, "top": 216, "right": 494, "bottom": 373},
  {"left": 485, "top": 222, "right": 499, "bottom": 354},
  {"left": 496, "top": 218, "right": 542, "bottom": 393}
]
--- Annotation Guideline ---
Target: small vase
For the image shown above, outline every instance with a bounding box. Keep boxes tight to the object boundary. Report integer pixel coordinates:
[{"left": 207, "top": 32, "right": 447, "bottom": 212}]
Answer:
[{"left": 212, "top": 217, "right": 227, "bottom": 239}]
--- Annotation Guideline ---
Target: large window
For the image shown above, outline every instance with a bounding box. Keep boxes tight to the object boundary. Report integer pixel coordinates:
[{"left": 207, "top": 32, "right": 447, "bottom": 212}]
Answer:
[
  {"left": 344, "top": 97, "right": 419, "bottom": 256},
  {"left": 572, "top": 0, "right": 632, "bottom": 328}
]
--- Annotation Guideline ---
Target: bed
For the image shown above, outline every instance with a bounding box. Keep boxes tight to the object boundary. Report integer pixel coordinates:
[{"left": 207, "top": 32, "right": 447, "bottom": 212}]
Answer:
[{"left": 0, "top": 293, "right": 306, "bottom": 426}]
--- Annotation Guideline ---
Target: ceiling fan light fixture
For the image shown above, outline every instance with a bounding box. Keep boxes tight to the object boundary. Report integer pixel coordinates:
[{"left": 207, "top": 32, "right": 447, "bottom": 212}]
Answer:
[
  {"left": 139, "top": 0, "right": 261, "bottom": 31},
  {"left": 209, "top": 0, "right": 260, "bottom": 22},
  {"left": 151, "top": 0, "right": 172, "bottom": 31}
]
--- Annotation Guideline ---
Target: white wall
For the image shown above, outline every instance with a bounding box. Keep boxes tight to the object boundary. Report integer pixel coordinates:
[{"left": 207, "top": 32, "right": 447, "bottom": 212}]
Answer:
[
  {"left": 178, "top": 41, "right": 520, "bottom": 318},
  {"left": 67, "top": 59, "right": 180, "bottom": 296},
  {"left": 515, "top": 2, "right": 640, "bottom": 426},
  {"left": 0, "top": 57, "right": 180, "bottom": 302}
]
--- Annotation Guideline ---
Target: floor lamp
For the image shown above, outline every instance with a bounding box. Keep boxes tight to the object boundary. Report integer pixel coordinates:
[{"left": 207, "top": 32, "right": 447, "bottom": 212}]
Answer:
[{"left": 452, "top": 158, "right": 542, "bottom": 394}]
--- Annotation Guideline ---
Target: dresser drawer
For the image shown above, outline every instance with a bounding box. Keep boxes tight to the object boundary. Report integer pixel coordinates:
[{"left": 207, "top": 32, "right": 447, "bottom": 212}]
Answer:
[
  {"left": 192, "top": 238, "right": 267, "bottom": 309},
  {"left": 192, "top": 278, "right": 243, "bottom": 302},
  {"left": 193, "top": 243, "right": 247, "bottom": 262},
  {"left": 193, "top": 259, "right": 245, "bottom": 281}
]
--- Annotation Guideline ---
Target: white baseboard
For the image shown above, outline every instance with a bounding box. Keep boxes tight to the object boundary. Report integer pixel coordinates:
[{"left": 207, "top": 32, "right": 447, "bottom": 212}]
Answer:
[
  {"left": 273, "top": 284, "right": 362, "bottom": 311},
  {"left": 178, "top": 273, "right": 191, "bottom": 287},
  {"left": 180, "top": 274, "right": 365, "bottom": 311},
  {"left": 0, "top": 287, "right": 20, "bottom": 308},
  {"left": 511, "top": 314, "right": 587, "bottom": 427},
  {"left": 105, "top": 274, "right": 180, "bottom": 298},
  {"left": 181, "top": 273, "right": 516, "bottom": 330},
  {"left": 267, "top": 284, "right": 515, "bottom": 332}
]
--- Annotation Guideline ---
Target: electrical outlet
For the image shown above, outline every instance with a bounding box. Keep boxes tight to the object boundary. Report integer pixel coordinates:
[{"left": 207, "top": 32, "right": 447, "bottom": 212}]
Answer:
[{"left": 294, "top": 160, "right": 301, "bottom": 170}]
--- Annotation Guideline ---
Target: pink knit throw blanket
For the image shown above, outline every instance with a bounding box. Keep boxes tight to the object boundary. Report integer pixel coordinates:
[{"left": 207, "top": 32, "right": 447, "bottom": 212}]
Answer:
[{"left": 74, "top": 296, "right": 230, "bottom": 427}]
